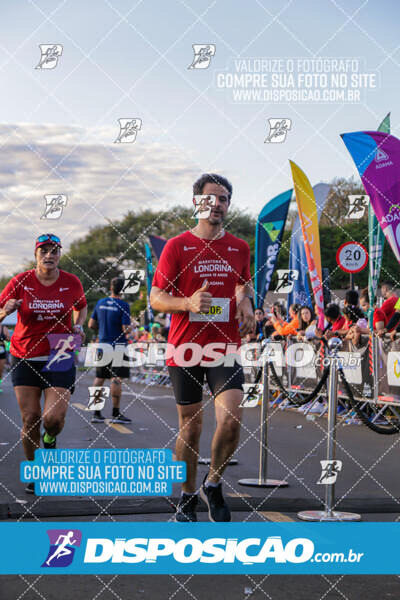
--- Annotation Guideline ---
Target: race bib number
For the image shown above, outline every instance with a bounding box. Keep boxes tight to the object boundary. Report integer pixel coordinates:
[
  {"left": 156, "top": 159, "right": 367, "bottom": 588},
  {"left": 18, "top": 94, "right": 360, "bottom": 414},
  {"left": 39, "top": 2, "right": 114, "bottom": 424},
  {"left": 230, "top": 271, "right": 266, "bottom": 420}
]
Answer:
[{"left": 189, "top": 298, "right": 230, "bottom": 322}]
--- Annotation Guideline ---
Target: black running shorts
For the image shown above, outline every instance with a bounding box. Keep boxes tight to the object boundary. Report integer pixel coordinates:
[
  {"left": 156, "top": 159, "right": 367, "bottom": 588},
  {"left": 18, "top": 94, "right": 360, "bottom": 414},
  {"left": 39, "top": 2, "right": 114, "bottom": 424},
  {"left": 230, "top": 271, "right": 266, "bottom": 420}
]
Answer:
[
  {"left": 95, "top": 362, "right": 130, "bottom": 380},
  {"left": 168, "top": 363, "right": 245, "bottom": 405},
  {"left": 10, "top": 355, "right": 76, "bottom": 392}
]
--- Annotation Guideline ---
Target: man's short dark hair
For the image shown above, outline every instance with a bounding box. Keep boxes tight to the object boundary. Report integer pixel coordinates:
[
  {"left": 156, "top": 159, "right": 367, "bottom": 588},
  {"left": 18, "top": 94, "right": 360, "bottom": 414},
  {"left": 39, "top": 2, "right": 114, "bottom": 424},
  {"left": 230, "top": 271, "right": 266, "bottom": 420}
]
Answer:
[
  {"left": 193, "top": 173, "right": 233, "bottom": 202},
  {"left": 111, "top": 277, "right": 125, "bottom": 295},
  {"left": 381, "top": 281, "right": 394, "bottom": 291},
  {"left": 345, "top": 290, "right": 359, "bottom": 306},
  {"left": 324, "top": 303, "right": 341, "bottom": 320}
]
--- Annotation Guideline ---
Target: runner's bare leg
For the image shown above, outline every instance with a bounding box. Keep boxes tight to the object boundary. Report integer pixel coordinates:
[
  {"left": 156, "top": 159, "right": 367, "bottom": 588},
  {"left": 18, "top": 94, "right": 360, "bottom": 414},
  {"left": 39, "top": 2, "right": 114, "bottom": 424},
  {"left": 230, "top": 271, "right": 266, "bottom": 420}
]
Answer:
[
  {"left": 42, "top": 387, "right": 70, "bottom": 437},
  {"left": 208, "top": 389, "right": 243, "bottom": 484},
  {"left": 110, "top": 377, "right": 122, "bottom": 410},
  {"left": 15, "top": 386, "right": 42, "bottom": 460},
  {"left": 176, "top": 403, "right": 203, "bottom": 493}
]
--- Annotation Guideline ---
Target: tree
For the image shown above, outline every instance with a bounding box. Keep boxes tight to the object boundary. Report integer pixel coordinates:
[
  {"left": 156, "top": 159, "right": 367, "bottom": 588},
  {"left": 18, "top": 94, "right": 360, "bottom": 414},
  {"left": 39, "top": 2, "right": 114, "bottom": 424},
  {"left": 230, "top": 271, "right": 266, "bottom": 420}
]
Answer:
[{"left": 319, "top": 176, "right": 365, "bottom": 227}]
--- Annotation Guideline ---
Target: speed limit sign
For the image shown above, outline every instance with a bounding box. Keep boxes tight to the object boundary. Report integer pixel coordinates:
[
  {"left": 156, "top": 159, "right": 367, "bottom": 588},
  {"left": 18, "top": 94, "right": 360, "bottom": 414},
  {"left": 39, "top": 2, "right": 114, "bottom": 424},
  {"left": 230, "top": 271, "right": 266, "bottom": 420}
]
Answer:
[{"left": 336, "top": 242, "right": 368, "bottom": 273}]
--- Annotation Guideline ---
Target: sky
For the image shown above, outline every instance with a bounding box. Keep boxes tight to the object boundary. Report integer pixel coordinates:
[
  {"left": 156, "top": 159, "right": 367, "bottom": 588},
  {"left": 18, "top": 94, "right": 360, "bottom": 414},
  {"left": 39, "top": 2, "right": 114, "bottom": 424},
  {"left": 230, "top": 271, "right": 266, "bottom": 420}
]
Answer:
[{"left": 0, "top": 0, "right": 400, "bottom": 275}]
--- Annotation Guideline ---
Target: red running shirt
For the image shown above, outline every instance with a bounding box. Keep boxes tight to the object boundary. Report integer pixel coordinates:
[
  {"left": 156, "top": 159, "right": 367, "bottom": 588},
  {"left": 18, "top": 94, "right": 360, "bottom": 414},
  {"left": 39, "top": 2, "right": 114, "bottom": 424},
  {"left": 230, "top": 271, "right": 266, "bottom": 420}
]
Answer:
[
  {"left": 331, "top": 316, "right": 346, "bottom": 332},
  {"left": 373, "top": 307, "right": 386, "bottom": 329},
  {"left": 0, "top": 269, "right": 87, "bottom": 358},
  {"left": 152, "top": 231, "right": 251, "bottom": 366},
  {"left": 381, "top": 296, "right": 398, "bottom": 324}
]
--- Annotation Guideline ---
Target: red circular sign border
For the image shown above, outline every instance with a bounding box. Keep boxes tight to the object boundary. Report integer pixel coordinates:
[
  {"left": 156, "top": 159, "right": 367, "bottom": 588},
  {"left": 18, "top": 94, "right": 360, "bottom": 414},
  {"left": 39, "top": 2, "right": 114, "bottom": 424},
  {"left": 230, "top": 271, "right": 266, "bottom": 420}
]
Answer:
[{"left": 336, "top": 241, "right": 368, "bottom": 274}]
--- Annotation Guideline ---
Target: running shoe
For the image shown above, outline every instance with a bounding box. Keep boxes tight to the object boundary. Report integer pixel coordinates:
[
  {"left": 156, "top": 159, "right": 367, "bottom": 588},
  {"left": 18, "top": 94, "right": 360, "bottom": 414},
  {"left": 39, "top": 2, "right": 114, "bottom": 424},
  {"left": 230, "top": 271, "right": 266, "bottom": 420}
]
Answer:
[
  {"left": 91, "top": 411, "right": 106, "bottom": 423},
  {"left": 110, "top": 413, "right": 132, "bottom": 424},
  {"left": 175, "top": 493, "right": 198, "bottom": 522},
  {"left": 42, "top": 432, "right": 56, "bottom": 449},
  {"left": 200, "top": 475, "right": 231, "bottom": 522},
  {"left": 25, "top": 482, "right": 35, "bottom": 494}
]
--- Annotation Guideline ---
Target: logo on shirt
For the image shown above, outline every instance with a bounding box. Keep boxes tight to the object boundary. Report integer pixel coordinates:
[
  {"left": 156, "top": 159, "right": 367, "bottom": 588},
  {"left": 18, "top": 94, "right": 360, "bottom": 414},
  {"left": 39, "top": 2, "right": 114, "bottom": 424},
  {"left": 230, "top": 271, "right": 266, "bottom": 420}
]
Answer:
[
  {"left": 29, "top": 299, "right": 64, "bottom": 310},
  {"left": 227, "top": 246, "right": 239, "bottom": 252},
  {"left": 59, "top": 287, "right": 69, "bottom": 292},
  {"left": 184, "top": 246, "right": 196, "bottom": 251},
  {"left": 23, "top": 286, "right": 34, "bottom": 291}
]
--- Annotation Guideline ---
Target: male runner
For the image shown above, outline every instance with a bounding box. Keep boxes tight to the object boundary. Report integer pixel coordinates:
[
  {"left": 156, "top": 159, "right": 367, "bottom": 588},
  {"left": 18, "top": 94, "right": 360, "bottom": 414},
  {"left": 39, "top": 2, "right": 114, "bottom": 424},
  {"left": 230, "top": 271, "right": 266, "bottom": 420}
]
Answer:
[
  {"left": 88, "top": 277, "right": 132, "bottom": 423},
  {"left": 150, "top": 173, "right": 254, "bottom": 522}
]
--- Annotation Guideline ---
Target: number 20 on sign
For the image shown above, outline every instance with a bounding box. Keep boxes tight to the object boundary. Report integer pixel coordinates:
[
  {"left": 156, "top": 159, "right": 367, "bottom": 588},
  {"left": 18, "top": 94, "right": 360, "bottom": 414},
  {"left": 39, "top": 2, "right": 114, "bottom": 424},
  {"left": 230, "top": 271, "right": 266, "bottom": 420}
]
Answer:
[{"left": 336, "top": 241, "right": 368, "bottom": 274}]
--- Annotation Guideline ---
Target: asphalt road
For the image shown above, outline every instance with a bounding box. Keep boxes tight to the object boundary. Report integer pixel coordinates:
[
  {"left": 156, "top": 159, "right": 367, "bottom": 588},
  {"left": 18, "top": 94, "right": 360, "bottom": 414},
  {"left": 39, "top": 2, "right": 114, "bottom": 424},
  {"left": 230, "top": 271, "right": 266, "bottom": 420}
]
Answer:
[
  {"left": 1, "top": 573, "right": 400, "bottom": 600},
  {"left": 1, "top": 366, "right": 400, "bottom": 598},
  {"left": 0, "top": 366, "right": 400, "bottom": 517}
]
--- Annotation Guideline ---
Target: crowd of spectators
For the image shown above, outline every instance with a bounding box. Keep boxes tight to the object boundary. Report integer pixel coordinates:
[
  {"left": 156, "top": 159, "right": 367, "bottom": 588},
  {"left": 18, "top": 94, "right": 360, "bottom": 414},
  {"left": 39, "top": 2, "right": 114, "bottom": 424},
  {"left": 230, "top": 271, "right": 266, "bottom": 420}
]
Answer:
[{"left": 249, "top": 281, "right": 399, "bottom": 346}]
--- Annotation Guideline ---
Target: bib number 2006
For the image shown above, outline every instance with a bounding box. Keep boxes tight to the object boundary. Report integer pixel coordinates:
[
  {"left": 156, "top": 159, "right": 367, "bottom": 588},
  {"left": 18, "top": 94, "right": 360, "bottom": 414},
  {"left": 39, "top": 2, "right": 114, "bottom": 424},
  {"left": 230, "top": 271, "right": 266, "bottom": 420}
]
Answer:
[{"left": 189, "top": 298, "right": 229, "bottom": 322}]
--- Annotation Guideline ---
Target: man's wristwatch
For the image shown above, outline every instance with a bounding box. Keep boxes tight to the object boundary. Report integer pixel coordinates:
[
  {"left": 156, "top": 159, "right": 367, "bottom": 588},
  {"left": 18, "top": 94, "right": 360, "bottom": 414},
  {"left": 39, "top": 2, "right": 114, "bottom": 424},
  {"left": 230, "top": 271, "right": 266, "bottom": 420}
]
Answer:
[{"left": 74, "top": 324, "right": 84, "bottom": 332}]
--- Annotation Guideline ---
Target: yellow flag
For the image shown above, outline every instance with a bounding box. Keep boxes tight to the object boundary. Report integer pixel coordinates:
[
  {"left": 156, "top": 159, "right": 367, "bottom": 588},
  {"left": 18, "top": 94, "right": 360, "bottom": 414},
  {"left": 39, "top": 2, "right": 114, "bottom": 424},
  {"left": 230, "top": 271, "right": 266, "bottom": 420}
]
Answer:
[{"left": 289, "top": 161, "right": 325, "bottom": 327}]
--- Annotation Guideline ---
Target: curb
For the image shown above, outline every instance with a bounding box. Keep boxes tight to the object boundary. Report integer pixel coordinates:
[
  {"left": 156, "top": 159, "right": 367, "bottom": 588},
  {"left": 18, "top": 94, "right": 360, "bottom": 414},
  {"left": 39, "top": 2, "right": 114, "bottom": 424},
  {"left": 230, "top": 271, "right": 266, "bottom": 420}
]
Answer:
[{"left": 3, "top": 496, "right": 400, "bottom": 519}]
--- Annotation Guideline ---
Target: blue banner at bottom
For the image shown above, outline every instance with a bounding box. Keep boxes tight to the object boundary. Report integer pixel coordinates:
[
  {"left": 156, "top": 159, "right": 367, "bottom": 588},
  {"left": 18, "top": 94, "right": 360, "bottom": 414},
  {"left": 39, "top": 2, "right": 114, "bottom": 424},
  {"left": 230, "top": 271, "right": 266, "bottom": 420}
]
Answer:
[{"left": 0, "top": 522, "right": 398, "bottom": 574}]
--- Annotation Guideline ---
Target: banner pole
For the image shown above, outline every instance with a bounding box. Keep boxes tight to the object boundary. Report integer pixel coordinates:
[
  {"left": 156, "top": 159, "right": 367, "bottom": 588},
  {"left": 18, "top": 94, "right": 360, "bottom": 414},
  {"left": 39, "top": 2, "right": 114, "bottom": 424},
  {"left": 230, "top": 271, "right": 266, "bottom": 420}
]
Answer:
[
  {"left": 298, "top": 338, "right": 361, "bottom": 521},
  {"left": 372, "top": 335, "right": 379, "bottom": 403}
]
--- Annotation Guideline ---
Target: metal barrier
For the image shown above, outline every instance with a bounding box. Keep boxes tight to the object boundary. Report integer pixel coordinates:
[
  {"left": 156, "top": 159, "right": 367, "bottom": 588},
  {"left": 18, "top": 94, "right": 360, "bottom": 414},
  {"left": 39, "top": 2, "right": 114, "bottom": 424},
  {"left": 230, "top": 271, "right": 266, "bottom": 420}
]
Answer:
[
  {"left": 238, "top": 344, "right": 288, "bottom": 488},
  {"left": 265, "top": 334, "right": 400, "bottom": 406},
  {"left": 297, "top": 338, "right": 361, "bottom": 521}
]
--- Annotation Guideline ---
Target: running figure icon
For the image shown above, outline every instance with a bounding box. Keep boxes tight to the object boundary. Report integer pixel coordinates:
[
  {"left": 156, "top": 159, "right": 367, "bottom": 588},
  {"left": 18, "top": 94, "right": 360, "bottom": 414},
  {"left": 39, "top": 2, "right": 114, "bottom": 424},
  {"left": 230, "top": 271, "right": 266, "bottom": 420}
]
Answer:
[
  {"left": 44, "top": 335, "right": 76, "bottom": 371},
  {"left": 45, "top": 531, "right": 77, "bottom": 566}
]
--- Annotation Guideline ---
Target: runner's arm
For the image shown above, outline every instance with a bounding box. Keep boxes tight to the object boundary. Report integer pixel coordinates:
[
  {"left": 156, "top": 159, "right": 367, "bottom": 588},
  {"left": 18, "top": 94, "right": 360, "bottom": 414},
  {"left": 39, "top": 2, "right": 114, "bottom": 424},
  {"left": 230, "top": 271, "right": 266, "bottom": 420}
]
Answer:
[
  {"left": 0, "top": 300, "right": 22, "bottom": 323},
  {"left": 2, "top": 325, "right": 10, "bottom": 341},
  {"left": 235, "top": 283, "right": 254, "bottom": 336},
  {"left": 88, "top": 317, "right": 98, "bottom": 330},
  {"left": 235, "top": 282, "right": 254, "bottom": 306},
  {"left": 150, "top": 286, "right": 189, "bottom": 313},
  {"left": 386, "top": 311, "right": 400, "bottom": 332},
  {"left": 73, "top": 305, "right": 87, "bottom": 327}
]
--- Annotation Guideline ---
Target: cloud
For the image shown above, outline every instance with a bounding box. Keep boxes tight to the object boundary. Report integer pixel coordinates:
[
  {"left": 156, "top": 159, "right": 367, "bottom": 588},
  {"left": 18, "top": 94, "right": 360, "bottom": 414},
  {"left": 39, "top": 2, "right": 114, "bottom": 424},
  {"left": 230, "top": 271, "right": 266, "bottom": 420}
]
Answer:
[{"left": 0, "top": 123, "right": 197, "bottom": 276}]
